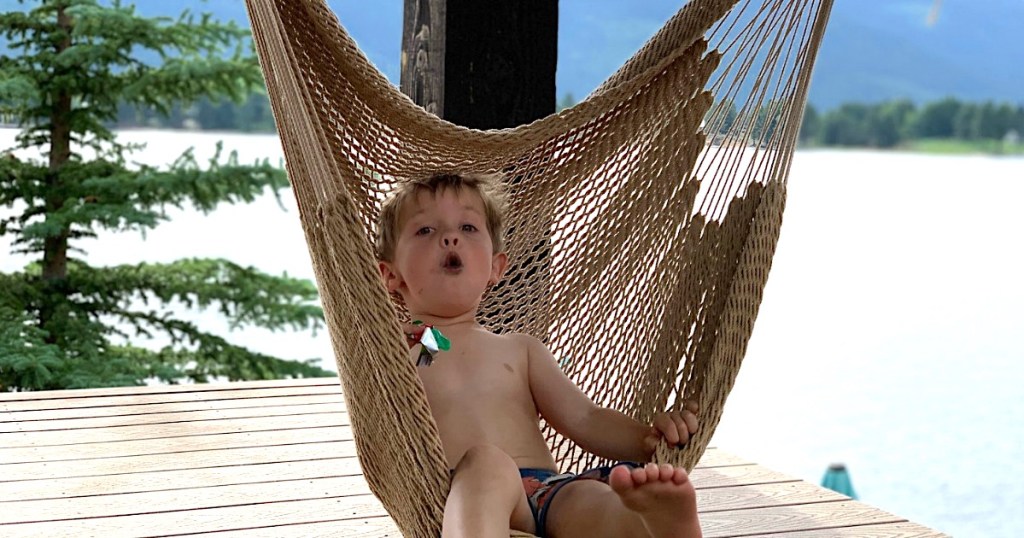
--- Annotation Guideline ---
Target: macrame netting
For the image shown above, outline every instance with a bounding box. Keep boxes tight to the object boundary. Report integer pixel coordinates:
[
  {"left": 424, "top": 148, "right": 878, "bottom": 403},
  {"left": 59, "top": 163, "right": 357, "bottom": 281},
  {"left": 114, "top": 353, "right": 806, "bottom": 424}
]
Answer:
[{"left": 245, "top": 0, "right": 833, "bottom": 536}]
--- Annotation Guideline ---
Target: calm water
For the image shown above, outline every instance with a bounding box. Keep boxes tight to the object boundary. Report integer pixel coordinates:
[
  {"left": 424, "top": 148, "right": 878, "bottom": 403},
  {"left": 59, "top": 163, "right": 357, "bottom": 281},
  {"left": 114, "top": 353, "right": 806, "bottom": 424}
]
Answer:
[{"left": 2, "top": 129, "right": 1022, "bottom": 536}]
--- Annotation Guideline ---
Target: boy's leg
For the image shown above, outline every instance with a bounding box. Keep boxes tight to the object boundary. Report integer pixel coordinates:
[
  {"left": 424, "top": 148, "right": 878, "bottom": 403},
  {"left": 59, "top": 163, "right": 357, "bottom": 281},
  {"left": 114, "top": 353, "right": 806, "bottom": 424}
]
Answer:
[
  {"left": 543, "top": 463, "right": 701, "bottom": 538},
  {"left": 444, "top": 444, "right": 537, "bottom": 538}
]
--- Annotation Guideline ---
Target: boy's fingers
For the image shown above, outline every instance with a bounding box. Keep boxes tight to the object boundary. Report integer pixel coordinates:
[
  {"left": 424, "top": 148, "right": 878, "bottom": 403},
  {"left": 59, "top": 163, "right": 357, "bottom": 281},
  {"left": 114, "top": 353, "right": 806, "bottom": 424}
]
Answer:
[
  {"left": 643, "top": 430, "right": 661, "bottom": 453},
  {"left": 684, "top": 399, "right": 700, "bottom": 414},
  {"left": 683, "top": 410, "right": 699, "bottom": 436},
  {"left": 653, "top": 414, "right": 680, "bottom": 445},
  {"left": 671, "top": 413, "right": 690, "bottom": 445}
]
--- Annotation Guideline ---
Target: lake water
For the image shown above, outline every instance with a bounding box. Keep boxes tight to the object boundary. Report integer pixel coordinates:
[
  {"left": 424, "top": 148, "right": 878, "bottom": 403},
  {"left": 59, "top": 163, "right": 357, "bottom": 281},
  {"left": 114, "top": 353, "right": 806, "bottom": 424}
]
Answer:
[{"left": 2, "top": 129, "right": 1022, "bottom": 536}]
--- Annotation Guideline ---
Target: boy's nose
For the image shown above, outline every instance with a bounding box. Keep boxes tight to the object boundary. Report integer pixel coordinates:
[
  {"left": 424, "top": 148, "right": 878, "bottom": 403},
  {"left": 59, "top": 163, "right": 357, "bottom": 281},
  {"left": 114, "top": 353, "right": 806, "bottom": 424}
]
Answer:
[{"left": 438, "top": 230, "right": 458, "bottom": 247}]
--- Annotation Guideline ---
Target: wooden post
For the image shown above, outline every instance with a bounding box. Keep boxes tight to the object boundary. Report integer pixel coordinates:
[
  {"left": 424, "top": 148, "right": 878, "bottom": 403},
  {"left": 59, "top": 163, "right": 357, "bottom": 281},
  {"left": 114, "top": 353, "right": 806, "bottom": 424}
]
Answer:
[
  {"left": 401, "top": 0, "right": 557, "bottom": 337},
  {"left": 401, "top": 0, "right": 557, "bottom": 129}
]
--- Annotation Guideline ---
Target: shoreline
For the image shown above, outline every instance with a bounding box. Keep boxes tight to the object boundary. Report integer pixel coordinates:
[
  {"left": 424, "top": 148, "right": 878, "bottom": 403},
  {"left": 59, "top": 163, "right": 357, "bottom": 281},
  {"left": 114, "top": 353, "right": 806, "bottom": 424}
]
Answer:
[{"left": 3, "top": 126, "right": 1021, "bottom": 158}]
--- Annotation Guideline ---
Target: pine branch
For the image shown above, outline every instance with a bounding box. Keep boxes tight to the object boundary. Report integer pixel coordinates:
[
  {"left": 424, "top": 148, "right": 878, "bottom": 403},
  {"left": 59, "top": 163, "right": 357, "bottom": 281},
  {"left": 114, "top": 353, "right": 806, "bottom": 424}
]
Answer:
[
  {"left": 0, "top": 306, "right": 63, "bottom": 391},
  {"left": 66, "top": 259, "right": 323, "bottom": 333},
  {"left": 5, "top": 147, "right": 287, "bottom": 255}
]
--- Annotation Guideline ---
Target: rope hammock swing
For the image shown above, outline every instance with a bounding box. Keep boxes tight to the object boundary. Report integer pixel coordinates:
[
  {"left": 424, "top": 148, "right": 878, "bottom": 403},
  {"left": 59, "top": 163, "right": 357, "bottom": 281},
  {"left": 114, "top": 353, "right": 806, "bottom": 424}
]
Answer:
[{"left": 244, "top": 0, "right": 833, "bottom": 536}]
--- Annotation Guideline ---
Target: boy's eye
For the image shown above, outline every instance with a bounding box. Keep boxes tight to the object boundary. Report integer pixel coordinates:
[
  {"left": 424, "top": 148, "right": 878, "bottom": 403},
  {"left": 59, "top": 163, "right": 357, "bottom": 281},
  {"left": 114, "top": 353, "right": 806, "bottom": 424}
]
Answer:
[
  {"left": 415, "top": 227, "right": 433, "bottom": 236},
  {"left": 461, "top": 224, "right": 478, "bottom": 232}
]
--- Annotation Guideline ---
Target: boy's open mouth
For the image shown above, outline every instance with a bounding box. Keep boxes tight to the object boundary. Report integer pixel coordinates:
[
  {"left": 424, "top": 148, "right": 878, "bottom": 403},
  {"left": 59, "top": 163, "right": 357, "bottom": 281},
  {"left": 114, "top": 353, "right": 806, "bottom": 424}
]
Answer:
[{"left": 442, "top": 252, "right": 463, "bottom": 271}]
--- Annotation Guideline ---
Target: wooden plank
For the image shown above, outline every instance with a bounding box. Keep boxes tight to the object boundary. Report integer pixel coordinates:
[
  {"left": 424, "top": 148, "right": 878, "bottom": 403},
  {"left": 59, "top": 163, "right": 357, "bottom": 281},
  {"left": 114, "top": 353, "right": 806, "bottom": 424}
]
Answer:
[
  {"left": 1, "top": 419, "right": 736, "bottom": 469},
  {"left": 0, "top": 475, "right": 372, "bottom": 525},
  {"left": 748, "top": 521, "right": 950, "bottom": 537},
  {"left": 0, "top": 427, "right": 354, "bottom": 469},
  {"left": 236, "top": 511, "right": 969, "bottom": 538},
  {"left": 701, "top": 501, "right": 907, "bottom": 538},
  {"left": 0, "top": 401, "right": 348, "bottom": 433},
  {"left": 0, "top": 377, "right": 338, "bottom": 402},
  {"left": 697, "top": 481, "right": 845, "bottom": 513},
  {"left": 0, "top": 494, "right": 391, "bottom": 537},
  {"left": 0, "top": 414, "right": 351, "bottom": 451},
  {"left": 694, "top": 448, "right": 749, "bottom": 468},
  {"left": 691, "top": 464, "right": 803, "bottom": 489},
  {"left": 0, "top": 466, "right": 834, "bottom": 525},
  {"left": 0, "top": 393, "right": 345, "bottom": 423},
  {"left": 2, "top": 432, "right": 738, "bottom": 485},
  {"left": 168, "top": 517, "right": 402, "bottom": 537},
  {"left": 0, "top": 383, "right": 343, "bottom": 413},
  {"left": 0, "top": 483, "right": 839, "bottom": 533},
  {"left": 170, "top": 520, "right": 950, "bottom": 538},
  {"left": 0, "top": 407, "right": 348, "bottom": 444},
  {"left": 157, "top": 518, "right": 950, "bottom": 538},
  {"left": 0, "top": 494, "right": 902, "bottom": 538},
  {"left": 2, "top": 451, "right": 362, "bottom": 500},
  {"left": 0, "top": 442, "right": 765, "bottom": 491},
  {"left": 0, "top": 379, "right": 944, "bottom": 537}
]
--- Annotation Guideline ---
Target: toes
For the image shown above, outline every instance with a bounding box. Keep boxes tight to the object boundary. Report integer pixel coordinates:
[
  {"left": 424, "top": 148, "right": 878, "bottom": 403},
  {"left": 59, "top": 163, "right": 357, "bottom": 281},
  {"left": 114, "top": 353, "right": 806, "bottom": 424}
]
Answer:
[
  {"left": 609, "top": 465, "right": 635, "bottom": 493},
  {"left": 632, "top": 466, "right": 649, "bottom": 485},
  {"left": 626, "top": 464, "right": 690, "bottom": 487},
  {"left": 644, "top": 463, "right": 659, "bottom": 482},
  {"left": 658, "top": 463, "right": 674, "bottom": 481}
]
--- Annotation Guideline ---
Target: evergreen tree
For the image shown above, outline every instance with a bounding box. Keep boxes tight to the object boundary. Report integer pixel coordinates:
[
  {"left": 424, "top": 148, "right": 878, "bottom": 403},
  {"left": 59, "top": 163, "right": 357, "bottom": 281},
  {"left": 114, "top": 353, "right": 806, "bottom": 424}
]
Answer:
[
  {"left": 974, "top": 101, "right": 1007, "bottom": 140},
  {"left": 952, "top": 101, "right": 978, "bottom": 140},
  {"left": 705, "top": 98, "right": 738, "bottom": 137},
  {"left": 870, "top": 100, "right": 915, "bottom": 148},
  {"left": 820, "top": 103, "right": 871, "bottom": 146},
  {"left": 556, "top": 92, "right": 577, "bottom": 113},
  {"left": 236, "top": 92, "right": 276, "bottom": 132},
  {"left": 751, "top": 99, "right": 783, "bottom": 143},
  {"left": 0, "top": 1, "right": 332, "bottom": 391},
  {"left": 912, "top": 97, "right": 961, "bottom": 138},
  {"left": 798, "top": 103, "right": 820, "bottom": 145}
]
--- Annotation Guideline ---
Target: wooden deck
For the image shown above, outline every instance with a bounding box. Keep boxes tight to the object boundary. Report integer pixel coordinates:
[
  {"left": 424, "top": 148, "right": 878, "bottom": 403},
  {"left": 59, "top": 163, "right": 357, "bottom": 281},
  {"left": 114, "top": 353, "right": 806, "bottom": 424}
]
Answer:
[{"left": 0, "top": 377, "right": 945, "bottom": 537}]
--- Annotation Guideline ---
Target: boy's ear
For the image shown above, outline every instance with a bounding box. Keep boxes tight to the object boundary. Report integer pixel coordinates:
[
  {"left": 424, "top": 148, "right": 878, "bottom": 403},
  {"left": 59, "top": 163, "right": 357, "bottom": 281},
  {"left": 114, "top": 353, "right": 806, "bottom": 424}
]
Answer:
[
  {"left": 489, "top": 252, "right": 509, "bottom": 286},
  {"left": 379, "top": 261, "right": 402, "bottom": 293}
]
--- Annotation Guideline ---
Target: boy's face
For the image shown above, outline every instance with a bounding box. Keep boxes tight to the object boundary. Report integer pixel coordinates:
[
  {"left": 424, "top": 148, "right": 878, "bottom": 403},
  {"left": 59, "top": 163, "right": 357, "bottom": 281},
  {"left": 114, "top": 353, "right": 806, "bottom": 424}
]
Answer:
[{"left": 379, "top": 188, "right": 507, "bottom": 318}]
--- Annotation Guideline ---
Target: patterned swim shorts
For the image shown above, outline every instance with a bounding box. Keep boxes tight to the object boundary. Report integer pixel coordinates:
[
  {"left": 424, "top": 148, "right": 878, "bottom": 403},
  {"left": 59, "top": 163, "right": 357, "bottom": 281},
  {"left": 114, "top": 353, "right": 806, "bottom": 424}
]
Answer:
[{"left": 519, "top": 462, "right": 640, "bottom": 537}]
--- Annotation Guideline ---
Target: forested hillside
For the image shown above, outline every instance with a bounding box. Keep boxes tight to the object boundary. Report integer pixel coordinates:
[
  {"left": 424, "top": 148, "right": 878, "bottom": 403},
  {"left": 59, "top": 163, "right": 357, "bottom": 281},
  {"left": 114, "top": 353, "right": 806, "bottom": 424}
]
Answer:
[{"left": 3, "top": 0, "right": 1018, "bottom": 108}]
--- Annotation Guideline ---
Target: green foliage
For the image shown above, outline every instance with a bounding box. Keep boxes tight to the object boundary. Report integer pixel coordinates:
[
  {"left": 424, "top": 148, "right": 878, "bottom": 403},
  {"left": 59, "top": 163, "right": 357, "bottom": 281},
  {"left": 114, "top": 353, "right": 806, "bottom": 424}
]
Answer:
[
  {"left": 115, "top": 92, "right": 277, "bottom": 132},
  {"left": 0, "top": 0, "right": 332, "bottom": 391},
  {"left": 704, "top": 99, "right": 806, "bottom": 145},
  {"left": 799, "top": 97, "right": 1024, "bottom": 151},
  {"left": 556, "top": 92, "right": 577, "bottom": 113},
  {"left": 904, "top": 137, "right": 1024, "bottom": 156},
  {"left": 799, "top": 103, "right": 820, "bottom": 144}
]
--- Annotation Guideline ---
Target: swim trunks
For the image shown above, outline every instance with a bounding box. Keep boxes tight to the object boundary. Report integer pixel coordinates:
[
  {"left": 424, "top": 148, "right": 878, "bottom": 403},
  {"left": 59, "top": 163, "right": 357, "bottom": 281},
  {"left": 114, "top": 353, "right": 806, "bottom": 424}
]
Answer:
[{"left": 519, "top": 462, "right": 640, "bottom": 537}]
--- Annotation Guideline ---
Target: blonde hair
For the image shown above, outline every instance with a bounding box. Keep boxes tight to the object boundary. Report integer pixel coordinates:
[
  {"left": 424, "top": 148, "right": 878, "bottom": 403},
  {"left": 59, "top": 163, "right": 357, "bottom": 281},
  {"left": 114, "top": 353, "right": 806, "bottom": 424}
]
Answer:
[{"left": 376, "top": 173, "right": 508, "bottom": 261}]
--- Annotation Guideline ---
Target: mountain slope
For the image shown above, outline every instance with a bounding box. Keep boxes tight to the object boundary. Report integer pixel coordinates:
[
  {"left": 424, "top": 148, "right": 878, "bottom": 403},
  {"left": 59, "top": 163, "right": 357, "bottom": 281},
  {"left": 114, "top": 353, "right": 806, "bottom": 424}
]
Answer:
[{"left": 2, "top": 0, "right": 1020, "bottom": 109}]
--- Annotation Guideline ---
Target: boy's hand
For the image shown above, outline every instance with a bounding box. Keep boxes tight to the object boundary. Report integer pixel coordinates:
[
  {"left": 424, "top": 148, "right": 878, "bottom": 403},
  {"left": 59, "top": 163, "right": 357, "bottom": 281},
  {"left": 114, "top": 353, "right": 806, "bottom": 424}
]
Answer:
[{"left": 644, "top": 400, "right": 700, "bottom": 454}]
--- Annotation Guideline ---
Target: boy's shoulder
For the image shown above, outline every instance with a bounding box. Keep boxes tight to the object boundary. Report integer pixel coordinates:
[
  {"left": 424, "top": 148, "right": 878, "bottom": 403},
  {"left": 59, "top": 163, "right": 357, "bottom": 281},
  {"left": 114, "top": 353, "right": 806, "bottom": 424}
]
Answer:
[
  {"left": 481, "top": 329, "right": 539, "bottom": 344},
  {"left": 472, "top": 328, "right": 543, "bottom": 350},
  {"left": 482, "top": 330, "right": 552, "bottom": 361}
]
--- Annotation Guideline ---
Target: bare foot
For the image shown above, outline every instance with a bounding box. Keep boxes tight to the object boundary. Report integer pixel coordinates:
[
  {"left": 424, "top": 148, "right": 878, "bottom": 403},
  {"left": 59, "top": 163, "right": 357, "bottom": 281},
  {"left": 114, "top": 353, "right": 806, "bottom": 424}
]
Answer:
[{"left": 609, "top": 463, "right": 702, "bottom": 538}]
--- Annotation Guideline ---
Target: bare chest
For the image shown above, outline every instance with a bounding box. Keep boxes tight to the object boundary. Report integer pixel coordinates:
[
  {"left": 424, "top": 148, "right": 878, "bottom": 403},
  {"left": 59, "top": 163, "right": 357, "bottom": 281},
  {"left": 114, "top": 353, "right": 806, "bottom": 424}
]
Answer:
[{"left": 416, "top": 339, "right": 532, "bottom": 413}]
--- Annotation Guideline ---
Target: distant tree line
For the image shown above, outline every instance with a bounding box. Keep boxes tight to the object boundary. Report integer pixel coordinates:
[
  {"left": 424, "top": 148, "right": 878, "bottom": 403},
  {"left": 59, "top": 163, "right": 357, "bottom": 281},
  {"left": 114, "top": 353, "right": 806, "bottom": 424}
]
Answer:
[
  {"left": 799, "top": 98, "right": 1024, "bottom": 148},
  {"left": 18, "top": 93, "right": 1019, "bottom": 151},
  {"left": 115, "top": 92, "right": 277, "bottom": 132}
]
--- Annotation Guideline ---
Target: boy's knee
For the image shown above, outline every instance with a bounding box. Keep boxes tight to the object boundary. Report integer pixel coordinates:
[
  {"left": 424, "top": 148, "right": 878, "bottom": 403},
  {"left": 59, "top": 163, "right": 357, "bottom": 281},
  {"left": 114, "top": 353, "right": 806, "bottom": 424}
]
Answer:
[
  {"left": 454, "top": 444, "right": 519, "bottom": 485},
  {"left": 457, "top": 444, "right": 516, "bottom": 470}
]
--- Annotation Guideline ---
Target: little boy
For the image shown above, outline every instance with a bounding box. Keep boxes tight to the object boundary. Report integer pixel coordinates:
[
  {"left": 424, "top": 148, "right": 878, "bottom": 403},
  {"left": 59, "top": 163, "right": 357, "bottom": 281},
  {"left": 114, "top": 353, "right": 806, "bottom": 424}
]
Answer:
[{"left": 376, "top": 173, "right": 701, "bottom": 538}]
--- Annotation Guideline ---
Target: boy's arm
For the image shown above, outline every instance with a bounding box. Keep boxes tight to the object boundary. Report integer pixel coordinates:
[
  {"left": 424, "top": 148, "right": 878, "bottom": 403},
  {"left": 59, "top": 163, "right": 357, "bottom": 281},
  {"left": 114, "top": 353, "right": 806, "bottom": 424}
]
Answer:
[{"left": 522, "top": 334, "right": 696, "bottom": 463}]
